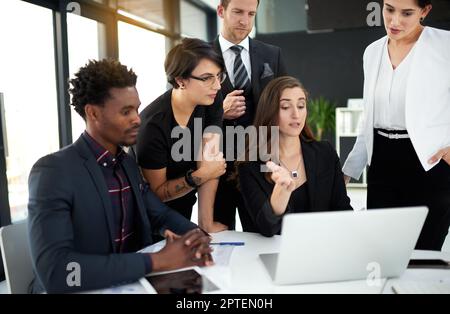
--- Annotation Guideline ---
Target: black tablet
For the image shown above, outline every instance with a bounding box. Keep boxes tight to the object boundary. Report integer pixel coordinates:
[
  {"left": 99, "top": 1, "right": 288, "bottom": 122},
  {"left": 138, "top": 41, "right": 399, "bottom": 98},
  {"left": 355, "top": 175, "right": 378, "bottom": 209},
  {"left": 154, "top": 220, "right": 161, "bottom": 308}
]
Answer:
[
  {"left": 408, "top": 259, "right": 450, "bottom": 269},
  {"left": 142, "top": 268, "right": 220, "bottom": 294}
]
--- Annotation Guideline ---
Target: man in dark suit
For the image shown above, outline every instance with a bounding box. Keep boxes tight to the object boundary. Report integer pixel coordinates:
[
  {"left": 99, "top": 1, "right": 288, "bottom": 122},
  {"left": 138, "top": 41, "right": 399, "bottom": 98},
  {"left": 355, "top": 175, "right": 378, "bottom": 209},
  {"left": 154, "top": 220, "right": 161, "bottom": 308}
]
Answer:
[
  {"left": 212, "top": 0, "right": 287, "bottom": 231},
  {"left": 27, "top": 60, "right": 212, "bottom": 293}
]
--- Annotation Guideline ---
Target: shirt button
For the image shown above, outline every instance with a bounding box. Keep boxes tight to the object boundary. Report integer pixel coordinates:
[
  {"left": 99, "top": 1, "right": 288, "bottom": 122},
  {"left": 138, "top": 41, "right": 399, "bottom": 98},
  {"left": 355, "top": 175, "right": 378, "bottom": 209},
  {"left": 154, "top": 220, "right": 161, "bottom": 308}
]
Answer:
[
  {"left": 103, "top": 162, "right": 107, "bottom": 167},
  {"left": 112, "top": 158, "right": 116, "bottom": 162}
]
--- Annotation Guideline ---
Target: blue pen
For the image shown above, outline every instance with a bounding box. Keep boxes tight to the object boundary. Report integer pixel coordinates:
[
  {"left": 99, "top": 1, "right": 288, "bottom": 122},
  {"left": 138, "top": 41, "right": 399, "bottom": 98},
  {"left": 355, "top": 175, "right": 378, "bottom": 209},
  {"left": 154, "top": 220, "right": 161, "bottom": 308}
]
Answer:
[{"left": 210, "top": 242, "right": 245, "bottom": 246}]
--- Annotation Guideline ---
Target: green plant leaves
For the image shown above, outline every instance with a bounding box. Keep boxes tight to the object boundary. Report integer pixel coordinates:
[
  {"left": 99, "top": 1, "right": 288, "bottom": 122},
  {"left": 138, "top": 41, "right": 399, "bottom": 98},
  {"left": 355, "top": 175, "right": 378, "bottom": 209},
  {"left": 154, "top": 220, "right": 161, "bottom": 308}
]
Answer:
[{"left": 307, "top": 97, "right": 336, "bottom": 141}]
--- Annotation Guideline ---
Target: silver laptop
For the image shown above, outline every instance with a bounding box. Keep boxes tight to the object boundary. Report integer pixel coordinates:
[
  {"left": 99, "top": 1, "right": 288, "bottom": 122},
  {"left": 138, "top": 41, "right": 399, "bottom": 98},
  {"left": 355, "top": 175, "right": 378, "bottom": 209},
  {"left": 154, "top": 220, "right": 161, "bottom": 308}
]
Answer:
[{"left": 260, "top": 207, "right": 428, "bottom": 285}]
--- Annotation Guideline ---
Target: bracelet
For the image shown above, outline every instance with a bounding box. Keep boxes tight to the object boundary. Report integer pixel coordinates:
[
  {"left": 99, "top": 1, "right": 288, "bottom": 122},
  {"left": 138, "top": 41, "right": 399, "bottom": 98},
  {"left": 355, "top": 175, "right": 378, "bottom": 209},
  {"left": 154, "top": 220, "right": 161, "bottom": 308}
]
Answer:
[{"left": 185, "top": 169, "right": 199, "bottom": 188}]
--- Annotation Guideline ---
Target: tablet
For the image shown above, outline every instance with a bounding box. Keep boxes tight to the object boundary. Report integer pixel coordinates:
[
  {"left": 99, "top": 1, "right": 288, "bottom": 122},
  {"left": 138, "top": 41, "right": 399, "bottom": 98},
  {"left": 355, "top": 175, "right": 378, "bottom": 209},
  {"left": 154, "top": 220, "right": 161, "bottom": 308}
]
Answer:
[
  {"left": 139, "top": 267, "right": 220, "bottom": 294},
  {"left": 407, "top": 259, "right": 450, "bottom": 269}
]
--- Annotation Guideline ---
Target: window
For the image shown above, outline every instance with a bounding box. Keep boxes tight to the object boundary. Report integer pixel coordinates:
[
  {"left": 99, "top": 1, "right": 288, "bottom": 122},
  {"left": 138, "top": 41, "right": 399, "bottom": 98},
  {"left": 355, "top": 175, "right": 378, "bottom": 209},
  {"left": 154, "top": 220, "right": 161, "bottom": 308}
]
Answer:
[
  {"left": 0, "top": 0, "right": 216, "bottom": 224},
  {"left": 257, "top": 0, "right": 307, "bottom": 34},
  {"left": 118, "top": 21, "right": 167, "bottom": 110},
  {"left": 180, "top": 0, "right": 208, "bottom": 40},
  {"left": 118, "top": 0, "right": 166, "bottom": 29},
  {"left": 198, "top": 0, "right": 219, "bottom": 8},
  {"left": 67, "top": 13, "right": 105, "bottom": 139},
  {"left": 0, "top": 0, "right": 59, "bottom": 222}
]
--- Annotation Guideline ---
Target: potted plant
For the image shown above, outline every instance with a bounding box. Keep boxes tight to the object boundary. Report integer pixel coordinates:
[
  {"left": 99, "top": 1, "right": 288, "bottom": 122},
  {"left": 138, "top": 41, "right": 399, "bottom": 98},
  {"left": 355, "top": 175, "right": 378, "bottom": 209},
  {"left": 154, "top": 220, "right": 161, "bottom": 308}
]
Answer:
[{"left": 307, "top": 97, "right": 336, "bottom": 141}]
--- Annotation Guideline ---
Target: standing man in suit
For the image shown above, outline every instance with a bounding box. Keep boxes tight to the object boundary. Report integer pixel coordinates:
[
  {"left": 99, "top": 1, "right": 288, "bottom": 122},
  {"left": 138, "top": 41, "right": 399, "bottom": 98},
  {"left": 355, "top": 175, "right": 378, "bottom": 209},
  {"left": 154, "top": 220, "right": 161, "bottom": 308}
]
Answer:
[
  {"left": 212, "top": 0, "right": 287, "bottom": 231},
  {"left": 27, "top": 60, "right": 213, "bottom": 293}
]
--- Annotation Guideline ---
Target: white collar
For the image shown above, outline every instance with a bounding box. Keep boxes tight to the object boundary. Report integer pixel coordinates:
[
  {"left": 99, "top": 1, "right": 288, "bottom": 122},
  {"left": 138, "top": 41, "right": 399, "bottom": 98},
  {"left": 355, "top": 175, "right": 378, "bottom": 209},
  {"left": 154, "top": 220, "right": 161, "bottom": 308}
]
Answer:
[{"left": 219, "top": 34, "right": 250, "bottom": 54}]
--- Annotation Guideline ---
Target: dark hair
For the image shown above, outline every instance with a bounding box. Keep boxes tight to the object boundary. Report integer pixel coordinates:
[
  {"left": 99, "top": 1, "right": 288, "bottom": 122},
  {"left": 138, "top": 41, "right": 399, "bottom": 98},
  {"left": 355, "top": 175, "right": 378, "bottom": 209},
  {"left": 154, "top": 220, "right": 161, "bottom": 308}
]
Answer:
[
  {"left": 220, "top": 0, "right": 260, "bottom": 9},
  {"left": 417, "top": 0, "right": 432, "bottom": 8},
  {"left": 69, "top": 59, "right": 137, "bottom": 120},
  {"left": 165, "top": 38, "right": 224, "bottom": 89}
]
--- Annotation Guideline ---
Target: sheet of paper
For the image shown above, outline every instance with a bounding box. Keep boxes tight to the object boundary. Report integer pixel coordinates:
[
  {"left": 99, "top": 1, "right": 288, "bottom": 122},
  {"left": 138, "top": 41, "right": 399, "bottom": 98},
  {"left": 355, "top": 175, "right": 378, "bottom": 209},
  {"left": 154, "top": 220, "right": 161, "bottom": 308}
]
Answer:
[
  {"left": 99, "top": 283, "right": 147, "bottom": 294},
  {"left": 140, "top": 240, "right": 234, "bottom": 266},
  {"left": 211, "top": 245, "right": 234, "bottom": 266}
]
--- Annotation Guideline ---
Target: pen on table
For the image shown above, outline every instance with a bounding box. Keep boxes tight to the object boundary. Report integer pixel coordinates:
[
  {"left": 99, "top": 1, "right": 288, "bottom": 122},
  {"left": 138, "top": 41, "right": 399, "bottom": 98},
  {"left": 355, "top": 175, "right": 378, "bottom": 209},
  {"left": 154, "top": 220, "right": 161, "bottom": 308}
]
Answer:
[{"left": 210, "top": 242, "right": 245, "bottom": 246}]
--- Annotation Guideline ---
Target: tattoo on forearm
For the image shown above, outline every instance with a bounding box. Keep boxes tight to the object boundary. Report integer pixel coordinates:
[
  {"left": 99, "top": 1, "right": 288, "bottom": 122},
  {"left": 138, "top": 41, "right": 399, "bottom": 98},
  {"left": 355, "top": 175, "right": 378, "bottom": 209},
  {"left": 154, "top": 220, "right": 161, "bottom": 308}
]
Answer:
[
  {"left": 161, "top": 179, "right": 194, "bottom": 201},
  {"left": 175, "top": 181, "right": 189, "bottom": 193},
  {"left": 163, "top": 182, "right": 171, "bottom": 200}
]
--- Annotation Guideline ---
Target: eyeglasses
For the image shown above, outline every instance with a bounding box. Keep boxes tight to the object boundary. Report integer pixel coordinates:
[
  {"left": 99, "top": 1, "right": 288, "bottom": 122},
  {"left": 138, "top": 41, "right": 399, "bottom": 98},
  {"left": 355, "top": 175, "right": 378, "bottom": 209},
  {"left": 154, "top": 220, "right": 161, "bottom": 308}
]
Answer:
[{"left": 189, "top": 72, "right": 227, "bottom": 86}]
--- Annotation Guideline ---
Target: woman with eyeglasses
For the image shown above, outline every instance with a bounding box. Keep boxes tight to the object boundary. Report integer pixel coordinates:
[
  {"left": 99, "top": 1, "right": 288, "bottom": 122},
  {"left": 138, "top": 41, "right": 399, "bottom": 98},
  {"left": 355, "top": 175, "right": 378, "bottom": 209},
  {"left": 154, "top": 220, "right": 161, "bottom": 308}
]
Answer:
[
  {"left": 343, "top": 0, "right": 450, "bottom": 250},
  {"left": 136, "top": 38, "right": 228, "bottom": 233}
]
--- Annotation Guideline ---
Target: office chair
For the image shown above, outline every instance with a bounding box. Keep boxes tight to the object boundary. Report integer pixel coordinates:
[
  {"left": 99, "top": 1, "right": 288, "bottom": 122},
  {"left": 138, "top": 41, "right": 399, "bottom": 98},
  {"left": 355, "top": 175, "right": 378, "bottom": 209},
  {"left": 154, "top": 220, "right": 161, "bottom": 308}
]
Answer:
[{"left": 0, "top": 221, "right": 33, "bottom": 293}]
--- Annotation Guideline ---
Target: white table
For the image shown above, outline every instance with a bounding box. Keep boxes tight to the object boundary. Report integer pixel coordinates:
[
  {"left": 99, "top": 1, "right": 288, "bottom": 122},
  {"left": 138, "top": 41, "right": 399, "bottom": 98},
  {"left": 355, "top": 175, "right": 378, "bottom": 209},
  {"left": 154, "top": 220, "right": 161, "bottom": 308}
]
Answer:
[
  {"left": 93, "top": 231, "right": 450, "bottom": 294},
  {"left": 382, "top": 250, "right": 450, "bottom": 294}
]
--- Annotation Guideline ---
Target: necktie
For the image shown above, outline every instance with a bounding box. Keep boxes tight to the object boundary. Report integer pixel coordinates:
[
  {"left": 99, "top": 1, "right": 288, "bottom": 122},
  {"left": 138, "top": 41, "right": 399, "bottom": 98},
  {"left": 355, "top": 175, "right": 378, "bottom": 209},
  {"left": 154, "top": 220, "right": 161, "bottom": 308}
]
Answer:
[{"left": 230, "top": 45, "right": 250, "bottom": 90}]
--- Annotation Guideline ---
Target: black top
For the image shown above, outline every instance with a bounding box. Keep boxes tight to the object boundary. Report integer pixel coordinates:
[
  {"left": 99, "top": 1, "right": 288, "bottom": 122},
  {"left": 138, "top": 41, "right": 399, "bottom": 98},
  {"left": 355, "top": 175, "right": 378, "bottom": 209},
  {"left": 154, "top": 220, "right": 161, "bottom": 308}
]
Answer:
[
  {"left": 136, "top": 89, "right": 223, "bottom": 211},
  {"left": 237, "top": 140, "right": 353, "bottom": 237},
  {"left": 288, "top": 183, "right": 310, "bottom": 213}
]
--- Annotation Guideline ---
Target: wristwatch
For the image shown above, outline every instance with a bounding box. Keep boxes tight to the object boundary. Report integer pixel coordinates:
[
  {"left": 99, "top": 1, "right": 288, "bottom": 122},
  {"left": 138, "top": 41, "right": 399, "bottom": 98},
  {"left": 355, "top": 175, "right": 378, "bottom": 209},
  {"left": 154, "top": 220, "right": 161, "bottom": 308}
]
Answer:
[{"left": 185, "top": 169, "right": 200, "bottom": 188}]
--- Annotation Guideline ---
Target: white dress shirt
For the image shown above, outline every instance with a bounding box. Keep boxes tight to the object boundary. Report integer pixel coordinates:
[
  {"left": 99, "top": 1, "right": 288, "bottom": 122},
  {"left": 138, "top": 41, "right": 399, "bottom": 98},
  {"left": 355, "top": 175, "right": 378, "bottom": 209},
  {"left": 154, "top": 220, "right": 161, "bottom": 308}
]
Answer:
[
  {"left": 219, "top": 34, "right": 252, "bottom": 86},
  {"left": 373, "top": 41, "right": 416, "bottom": 130}
]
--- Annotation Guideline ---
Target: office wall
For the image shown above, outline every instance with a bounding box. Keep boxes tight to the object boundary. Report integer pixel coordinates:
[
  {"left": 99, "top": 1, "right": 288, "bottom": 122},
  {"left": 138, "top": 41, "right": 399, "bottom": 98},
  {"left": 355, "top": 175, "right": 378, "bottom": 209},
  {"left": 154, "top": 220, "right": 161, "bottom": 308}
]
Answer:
[
  {"left": 257, "top": 0, "right": 307, "bottom": 34},
  {"left": 256, "top": 23, "right": 450, "bottom": 107},
  {"left": 256, "top": 27, "right": 384, "bottom": 106},
  {"left": 255, "top": 27, "right": 385, "bottom": 145}
]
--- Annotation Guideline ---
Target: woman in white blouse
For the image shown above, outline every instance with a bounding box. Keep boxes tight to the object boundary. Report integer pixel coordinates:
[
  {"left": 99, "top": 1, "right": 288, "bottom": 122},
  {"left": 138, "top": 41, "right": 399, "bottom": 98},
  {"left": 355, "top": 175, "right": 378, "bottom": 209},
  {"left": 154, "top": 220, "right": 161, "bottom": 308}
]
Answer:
[{"left": 343, "top": 0, "right": 450, "bottom": 250}]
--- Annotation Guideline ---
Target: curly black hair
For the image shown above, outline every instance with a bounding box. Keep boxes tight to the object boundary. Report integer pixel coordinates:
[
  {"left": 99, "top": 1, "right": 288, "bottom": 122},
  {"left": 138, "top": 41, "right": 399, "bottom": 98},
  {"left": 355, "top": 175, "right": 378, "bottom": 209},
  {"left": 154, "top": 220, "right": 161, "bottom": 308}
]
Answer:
[{"left": 69, "top": 59, "right": 137, "bottom": 120}]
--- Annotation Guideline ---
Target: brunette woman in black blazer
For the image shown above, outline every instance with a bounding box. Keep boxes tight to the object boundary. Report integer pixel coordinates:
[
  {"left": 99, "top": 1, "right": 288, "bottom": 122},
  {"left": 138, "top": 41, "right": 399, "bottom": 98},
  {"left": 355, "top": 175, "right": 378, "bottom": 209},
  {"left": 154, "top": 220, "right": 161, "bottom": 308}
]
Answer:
[{"left": 237, "top": 77, "right": 352, "bottom": 237}]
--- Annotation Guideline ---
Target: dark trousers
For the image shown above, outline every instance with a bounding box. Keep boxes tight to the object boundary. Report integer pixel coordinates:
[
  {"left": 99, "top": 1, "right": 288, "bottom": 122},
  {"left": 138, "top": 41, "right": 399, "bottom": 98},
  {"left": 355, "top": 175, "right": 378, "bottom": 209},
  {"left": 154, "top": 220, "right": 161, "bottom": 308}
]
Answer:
[
  {"left": 367, "top": 130, "right": 450, "bottom": 250},
  {"left": 214, "top": 165, "right": 257, "bottom": 232}
]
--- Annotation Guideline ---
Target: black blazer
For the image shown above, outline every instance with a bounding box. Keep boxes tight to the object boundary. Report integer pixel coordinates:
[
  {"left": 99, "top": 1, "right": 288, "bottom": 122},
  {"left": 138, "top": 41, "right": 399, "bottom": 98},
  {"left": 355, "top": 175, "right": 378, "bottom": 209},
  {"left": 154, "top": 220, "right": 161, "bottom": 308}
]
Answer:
[
  {"left": 27, "top": 136, "right": 197, "bottom": 293},
  {"left": 212, "top": 37, "right": 287, "bottom": 121},
  {"left": 237, "top": 141, "right": 353, "bottom": 237}
]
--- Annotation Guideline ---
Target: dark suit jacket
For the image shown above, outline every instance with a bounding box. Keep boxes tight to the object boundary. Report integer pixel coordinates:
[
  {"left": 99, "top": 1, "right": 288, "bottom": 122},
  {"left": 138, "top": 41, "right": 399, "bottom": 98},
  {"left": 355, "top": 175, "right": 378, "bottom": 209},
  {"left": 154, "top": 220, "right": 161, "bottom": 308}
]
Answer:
[
  {"left": 212, "top": 37, "right": 287, "bottom": 124},
  {"left": 27, "top": 136, "right": 197, "bottom": 293},
  {"left": 237, "top": 141, "right": 353, "bottom": 237}
]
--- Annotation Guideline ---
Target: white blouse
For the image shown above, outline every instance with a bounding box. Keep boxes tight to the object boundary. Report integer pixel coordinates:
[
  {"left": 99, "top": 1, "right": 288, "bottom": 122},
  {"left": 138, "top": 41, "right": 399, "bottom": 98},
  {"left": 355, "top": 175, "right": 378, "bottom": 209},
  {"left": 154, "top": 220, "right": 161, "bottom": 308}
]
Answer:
[{"left": 373, "top": 41, "right": 417, "bottom": 131}]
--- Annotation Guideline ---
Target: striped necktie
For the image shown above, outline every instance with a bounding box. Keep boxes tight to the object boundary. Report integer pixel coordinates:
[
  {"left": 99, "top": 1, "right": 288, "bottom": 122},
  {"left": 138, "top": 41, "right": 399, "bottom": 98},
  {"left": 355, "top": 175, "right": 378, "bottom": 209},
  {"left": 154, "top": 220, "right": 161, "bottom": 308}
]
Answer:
[{"left": 230, "top": 45, "right": 250, "bottom": 90}]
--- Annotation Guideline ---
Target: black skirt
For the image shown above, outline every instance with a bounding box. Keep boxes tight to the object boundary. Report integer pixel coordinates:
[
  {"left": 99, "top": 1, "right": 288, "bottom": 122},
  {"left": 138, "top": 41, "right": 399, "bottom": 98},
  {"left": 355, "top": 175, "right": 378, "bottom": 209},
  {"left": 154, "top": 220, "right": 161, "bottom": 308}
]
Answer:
[{"left": 367, "top": 129, "right": 450, "bottom": 250}]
